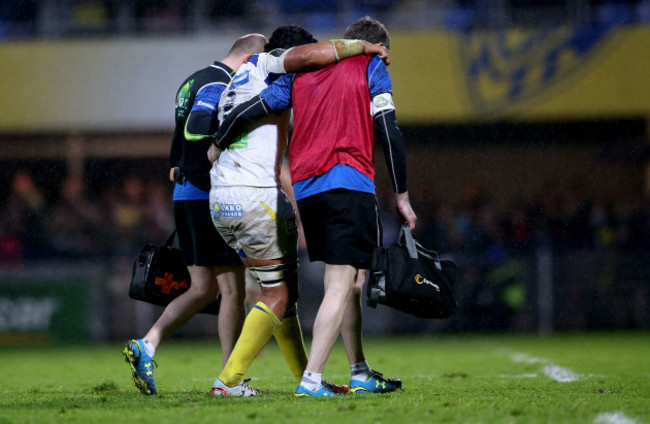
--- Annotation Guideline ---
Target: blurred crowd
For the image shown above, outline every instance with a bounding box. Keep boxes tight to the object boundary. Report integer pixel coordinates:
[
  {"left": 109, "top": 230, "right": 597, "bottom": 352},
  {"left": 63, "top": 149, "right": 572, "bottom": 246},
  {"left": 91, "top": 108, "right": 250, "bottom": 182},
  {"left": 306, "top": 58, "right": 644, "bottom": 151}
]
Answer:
[
  {"left": 410, "top": 178, "right": 650, "bottom": 259},
  {"left": 1, "top": 168, "right": 649, "bottom": 268},
  {"left": 0, "top": 169, "right": 173, "bottom": 266},
  {"left": 2, "top": 0, "right": 650, "bottom": 40}
]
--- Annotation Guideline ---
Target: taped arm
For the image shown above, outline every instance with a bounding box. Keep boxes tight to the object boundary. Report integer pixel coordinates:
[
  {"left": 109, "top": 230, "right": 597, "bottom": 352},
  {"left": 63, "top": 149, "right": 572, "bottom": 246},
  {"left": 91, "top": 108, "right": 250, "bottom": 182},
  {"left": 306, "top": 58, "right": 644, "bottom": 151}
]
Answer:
[{"left": 267, "top": 40, "right": 389, "bottom": 74}]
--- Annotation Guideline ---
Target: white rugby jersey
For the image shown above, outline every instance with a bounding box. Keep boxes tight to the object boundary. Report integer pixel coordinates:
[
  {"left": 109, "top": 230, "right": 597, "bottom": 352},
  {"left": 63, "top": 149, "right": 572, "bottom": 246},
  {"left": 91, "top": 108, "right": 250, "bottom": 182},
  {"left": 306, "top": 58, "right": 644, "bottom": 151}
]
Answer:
[{"left": 210, "top": 49, "right": 291, "bottom": 188}]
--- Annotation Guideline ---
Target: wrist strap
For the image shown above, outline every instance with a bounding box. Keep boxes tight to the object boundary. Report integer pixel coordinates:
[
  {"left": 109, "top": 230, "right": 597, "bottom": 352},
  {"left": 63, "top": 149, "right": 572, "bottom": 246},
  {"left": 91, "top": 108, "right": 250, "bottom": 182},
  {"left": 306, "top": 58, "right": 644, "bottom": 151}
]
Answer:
[{"left": 330, "top": 39, "right": 363, "bottom": 61}]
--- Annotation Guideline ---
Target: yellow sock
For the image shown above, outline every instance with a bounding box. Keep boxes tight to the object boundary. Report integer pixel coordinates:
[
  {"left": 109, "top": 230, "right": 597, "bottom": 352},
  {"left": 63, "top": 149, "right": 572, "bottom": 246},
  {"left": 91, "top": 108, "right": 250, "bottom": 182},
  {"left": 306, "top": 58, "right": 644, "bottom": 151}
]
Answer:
[
  {"left": 219, "top": 302, "right": 281, "bottom": 387},
  {"left": 274, "top": 306, "right": 308, "bottom": 383}
]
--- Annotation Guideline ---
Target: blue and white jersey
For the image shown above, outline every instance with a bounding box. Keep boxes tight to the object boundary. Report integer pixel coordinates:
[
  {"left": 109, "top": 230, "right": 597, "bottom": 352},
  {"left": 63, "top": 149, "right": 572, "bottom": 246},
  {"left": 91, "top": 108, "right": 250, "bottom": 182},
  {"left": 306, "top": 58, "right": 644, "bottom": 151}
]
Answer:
[{"left": 210, "top": 49, "right": 292, "bottom": 188}]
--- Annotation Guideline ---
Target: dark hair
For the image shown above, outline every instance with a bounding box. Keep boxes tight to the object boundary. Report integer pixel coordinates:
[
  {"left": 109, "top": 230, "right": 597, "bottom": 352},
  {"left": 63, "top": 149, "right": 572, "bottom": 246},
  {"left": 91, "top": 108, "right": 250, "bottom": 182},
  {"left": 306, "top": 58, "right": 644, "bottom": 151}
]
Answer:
[
  {"left": 265, "top": 25, "right": 317, "bottom": 52},
  {"left": 343, "top": 16, "right": 390, "bottom": 49}
]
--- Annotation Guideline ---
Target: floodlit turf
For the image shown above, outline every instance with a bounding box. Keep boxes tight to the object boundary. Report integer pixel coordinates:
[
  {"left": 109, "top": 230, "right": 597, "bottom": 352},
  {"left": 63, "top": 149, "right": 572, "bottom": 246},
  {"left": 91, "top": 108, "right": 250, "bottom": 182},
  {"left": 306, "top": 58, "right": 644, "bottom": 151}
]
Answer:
[{"left": 0, "top": 333, "right": 648, "bottom": 424}]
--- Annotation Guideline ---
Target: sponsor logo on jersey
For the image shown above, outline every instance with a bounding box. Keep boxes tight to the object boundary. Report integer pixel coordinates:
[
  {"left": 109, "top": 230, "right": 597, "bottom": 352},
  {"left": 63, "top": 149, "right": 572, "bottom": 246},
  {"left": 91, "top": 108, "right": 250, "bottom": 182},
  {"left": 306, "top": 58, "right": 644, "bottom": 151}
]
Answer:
[
  {"left": 457, "top": 21, "right": 616, "bottom": 115},
  {"left": 195, "top": 100, "right": 215, "bottom": 111},
  {"left": 212, "top": 202, "right": 243, "bottom": 218},
  {"left": 415, "top": 273, "right": 440, "bottom": 292},
  {"left": 175, "top": 79, "right": 194, "bottom": 120}
]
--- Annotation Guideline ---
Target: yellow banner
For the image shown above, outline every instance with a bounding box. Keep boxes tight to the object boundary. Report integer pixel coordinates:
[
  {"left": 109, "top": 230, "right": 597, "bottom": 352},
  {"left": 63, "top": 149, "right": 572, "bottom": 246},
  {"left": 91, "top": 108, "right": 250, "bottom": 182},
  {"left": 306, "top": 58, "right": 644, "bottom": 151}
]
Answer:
[
  {"left": 391, "top": 25, "right": 650, "bottom": 122},
  {"left": 0, "top": 25, "right": 648, "bottom": 132}
]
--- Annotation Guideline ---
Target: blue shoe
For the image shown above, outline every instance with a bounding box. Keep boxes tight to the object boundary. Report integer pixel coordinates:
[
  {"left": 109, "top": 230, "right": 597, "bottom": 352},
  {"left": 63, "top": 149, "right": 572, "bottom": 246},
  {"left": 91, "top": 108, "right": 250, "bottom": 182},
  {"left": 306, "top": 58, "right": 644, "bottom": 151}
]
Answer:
[
  {"left": 211, "top": 378, "right": 259, "bottom": 397},
  {"left": 295, "top": 382, "right": 341, "bottom": 397},
  {"left": 349, "top": 371, "right": 402, "bottom": 394},
  {"left": 123, "top": 339, "right": 157, "bottom": 395}
]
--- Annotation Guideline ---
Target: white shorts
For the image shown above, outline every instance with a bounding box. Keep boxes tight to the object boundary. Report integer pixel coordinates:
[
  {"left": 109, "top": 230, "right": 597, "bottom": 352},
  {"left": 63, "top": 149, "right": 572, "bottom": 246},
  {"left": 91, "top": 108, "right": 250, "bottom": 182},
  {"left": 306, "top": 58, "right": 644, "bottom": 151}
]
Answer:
[{"left": 209, "top": 186, "right": 298, "bottom": 261}]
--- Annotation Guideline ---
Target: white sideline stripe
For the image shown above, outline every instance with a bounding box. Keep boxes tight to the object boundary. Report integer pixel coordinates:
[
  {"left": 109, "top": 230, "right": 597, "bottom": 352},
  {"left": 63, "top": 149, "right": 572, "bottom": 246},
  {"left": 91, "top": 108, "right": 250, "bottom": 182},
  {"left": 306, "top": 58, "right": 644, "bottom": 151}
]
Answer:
[
  {"left": 594, "top": 412, "right": 639, "bottom": 424},
  {"left": 543, "top": 364, "right": 580, "bottom": 382},
  {"left": 496, "top": 373, "right": 538, "bottom": 379},
  {"left": 509, "top": 351, "right": 581, "bottom": 382}
]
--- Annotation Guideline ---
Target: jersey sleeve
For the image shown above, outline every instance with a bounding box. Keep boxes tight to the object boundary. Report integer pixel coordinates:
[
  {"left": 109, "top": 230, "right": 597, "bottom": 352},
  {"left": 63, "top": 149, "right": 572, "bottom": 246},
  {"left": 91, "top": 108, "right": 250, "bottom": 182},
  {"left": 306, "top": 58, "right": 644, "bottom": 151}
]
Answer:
[
  {"left": 368, "top": 56, "right": 395, "bottom": 116},
  {"left": 184, "top": 82, "right": 227, "bottom": 141},
  {"left": 368, "top": 56, "right": 393, "bottom": 98},
  {"left": 259, "top": 73, "right": 294, "bottom": 113},
  {"left": 368, "top": 56, "right": 407, "bottom": 194}
]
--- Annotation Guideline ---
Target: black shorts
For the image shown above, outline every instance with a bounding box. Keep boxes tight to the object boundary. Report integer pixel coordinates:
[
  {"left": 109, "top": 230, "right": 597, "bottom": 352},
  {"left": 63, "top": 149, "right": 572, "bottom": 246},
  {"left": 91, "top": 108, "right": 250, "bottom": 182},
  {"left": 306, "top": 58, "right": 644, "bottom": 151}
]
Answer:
[
  {"left": 173, "top": 199, "right": 241, "bottom": 267},
  {"left": 297, "top": 189, "right": 382, "bottom": 269}
]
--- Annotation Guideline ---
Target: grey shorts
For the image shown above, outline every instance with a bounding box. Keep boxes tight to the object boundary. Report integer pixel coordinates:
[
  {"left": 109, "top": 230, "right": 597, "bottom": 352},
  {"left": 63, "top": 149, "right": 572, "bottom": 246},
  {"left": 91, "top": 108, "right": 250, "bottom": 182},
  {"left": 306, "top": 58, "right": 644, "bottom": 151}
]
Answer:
[{"left": 209, "top": 186, "right": 298, "bottom": 261}]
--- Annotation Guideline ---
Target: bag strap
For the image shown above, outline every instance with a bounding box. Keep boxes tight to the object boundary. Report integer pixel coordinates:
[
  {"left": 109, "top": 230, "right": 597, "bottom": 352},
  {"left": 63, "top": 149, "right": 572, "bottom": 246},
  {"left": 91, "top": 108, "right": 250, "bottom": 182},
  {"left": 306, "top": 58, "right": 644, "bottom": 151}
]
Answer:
[
  {"left": 399, "top": 224, "right": 440, "bottom": 262},
  {"left": 164, "top": 230, "right": 178, "bottom": 247},
  {"left": 399, "top": 224, "right": 419, "bottom": 259}
]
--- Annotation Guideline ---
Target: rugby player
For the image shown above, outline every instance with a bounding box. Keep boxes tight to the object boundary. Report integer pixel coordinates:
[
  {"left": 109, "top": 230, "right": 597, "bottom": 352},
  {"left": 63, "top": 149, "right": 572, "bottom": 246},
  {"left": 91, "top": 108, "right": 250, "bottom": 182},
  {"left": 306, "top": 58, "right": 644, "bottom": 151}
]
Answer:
[
  {"left": 213, "top": 17, "right": 417, "bottom": 396},
  {"left": 122, "top": 34, "right": 268, "bottom": 396},
  {"left": 207, "top": 25, "right": 390, "bottom": 396}
]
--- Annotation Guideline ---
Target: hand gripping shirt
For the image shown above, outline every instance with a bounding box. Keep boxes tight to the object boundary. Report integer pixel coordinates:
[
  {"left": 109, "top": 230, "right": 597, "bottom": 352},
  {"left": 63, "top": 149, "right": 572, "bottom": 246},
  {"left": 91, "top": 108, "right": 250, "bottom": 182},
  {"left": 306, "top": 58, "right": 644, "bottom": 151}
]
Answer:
[{"left": 210, "top": 50, "right": 291, "bottom": 189}]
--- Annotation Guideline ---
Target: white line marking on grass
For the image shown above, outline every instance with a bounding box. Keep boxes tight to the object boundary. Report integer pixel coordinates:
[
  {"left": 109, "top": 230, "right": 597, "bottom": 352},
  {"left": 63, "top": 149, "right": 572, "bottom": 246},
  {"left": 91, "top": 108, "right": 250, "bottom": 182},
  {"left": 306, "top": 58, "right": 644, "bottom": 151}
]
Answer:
[
  {"left": 594, "top": 412, "right": 639, "bottom": 424},
  {"left": 543, "top": 364, "right": 580, "bottom": 382},
  {"left": 496, "top": 373, "right": 538, "bottom": 379},
  {"left": 508, "top": 351, "right": 582, "bottom": 382}
]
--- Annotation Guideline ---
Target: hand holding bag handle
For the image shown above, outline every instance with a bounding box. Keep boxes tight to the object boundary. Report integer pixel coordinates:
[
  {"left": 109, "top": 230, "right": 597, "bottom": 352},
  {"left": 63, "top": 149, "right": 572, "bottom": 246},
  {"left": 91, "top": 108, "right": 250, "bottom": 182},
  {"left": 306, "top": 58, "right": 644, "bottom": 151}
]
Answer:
[
  {"left": 368, "top": 223, "right": 457, "bottom": 318},
  {"left": 400, "top": 224, "right": 418, "bottom": 259},
  {"left": 399, "top": 224, "right": 440, "bottom": 265},
  {"left": 368, "top": 225, "right": 418, "bottom": 307}
]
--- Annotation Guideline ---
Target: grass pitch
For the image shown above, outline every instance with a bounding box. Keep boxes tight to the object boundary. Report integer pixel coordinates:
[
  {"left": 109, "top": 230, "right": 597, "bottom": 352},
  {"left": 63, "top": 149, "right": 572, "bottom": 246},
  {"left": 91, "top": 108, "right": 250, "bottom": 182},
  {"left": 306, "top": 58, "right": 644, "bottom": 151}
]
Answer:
[{"left": 0, "top": 333, "right": 648, "bottom": 424}]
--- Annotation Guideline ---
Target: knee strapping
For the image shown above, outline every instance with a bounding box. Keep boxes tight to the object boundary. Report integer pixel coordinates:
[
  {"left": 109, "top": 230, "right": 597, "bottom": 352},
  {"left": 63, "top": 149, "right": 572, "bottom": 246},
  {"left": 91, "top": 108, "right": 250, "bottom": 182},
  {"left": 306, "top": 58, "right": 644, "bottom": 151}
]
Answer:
[{"left": 251, "top": 261, "right": 298, "bottom": 288}]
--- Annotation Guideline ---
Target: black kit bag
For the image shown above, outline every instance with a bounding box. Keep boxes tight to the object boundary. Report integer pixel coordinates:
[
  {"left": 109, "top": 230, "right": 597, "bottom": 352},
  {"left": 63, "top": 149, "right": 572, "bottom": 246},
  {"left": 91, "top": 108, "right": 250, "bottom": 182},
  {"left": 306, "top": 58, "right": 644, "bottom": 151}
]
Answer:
[
  {"left": 367, "top": 224, "right": 457, "bottom": 319},
  {"left": 129, "top": 230, "right": 220, "bottom": 315}
]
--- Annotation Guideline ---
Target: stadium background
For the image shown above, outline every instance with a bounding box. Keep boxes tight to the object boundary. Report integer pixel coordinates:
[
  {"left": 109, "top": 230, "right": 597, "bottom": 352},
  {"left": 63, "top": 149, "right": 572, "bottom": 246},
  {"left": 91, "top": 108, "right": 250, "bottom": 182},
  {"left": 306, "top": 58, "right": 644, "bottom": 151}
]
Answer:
[{"left": 0, "top": 0, "right": 649, "bottom": 344}]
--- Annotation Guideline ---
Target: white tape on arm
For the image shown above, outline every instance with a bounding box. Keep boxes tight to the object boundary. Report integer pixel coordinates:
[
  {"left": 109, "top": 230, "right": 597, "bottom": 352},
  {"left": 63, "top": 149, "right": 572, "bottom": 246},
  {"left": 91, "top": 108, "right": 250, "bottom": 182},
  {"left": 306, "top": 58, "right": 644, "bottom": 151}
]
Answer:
[
  {"left": 330, "top": 40, "right": 340, "bottom": 61},
  {"left": 266, "top": 48, "right": 291, "bottom": 74}
]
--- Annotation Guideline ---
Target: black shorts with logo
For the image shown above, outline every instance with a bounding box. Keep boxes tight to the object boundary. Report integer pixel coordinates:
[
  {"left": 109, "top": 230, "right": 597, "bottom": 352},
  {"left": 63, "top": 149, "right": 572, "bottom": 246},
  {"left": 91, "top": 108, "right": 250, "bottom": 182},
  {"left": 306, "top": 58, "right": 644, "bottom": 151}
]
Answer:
[
  {"left": 297, "top": 189, "right": 382, "bottom": 269},
  {"left": 173, "top": 199, "right": 241, "bottom": 267}
]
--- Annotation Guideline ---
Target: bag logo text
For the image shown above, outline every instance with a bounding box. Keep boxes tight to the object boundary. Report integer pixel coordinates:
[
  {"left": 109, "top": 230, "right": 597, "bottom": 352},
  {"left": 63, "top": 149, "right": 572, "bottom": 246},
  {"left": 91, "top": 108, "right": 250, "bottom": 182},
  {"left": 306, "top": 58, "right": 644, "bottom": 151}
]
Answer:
[{"left": 415, "top": 273, "right": 440, "bottom": 292}]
